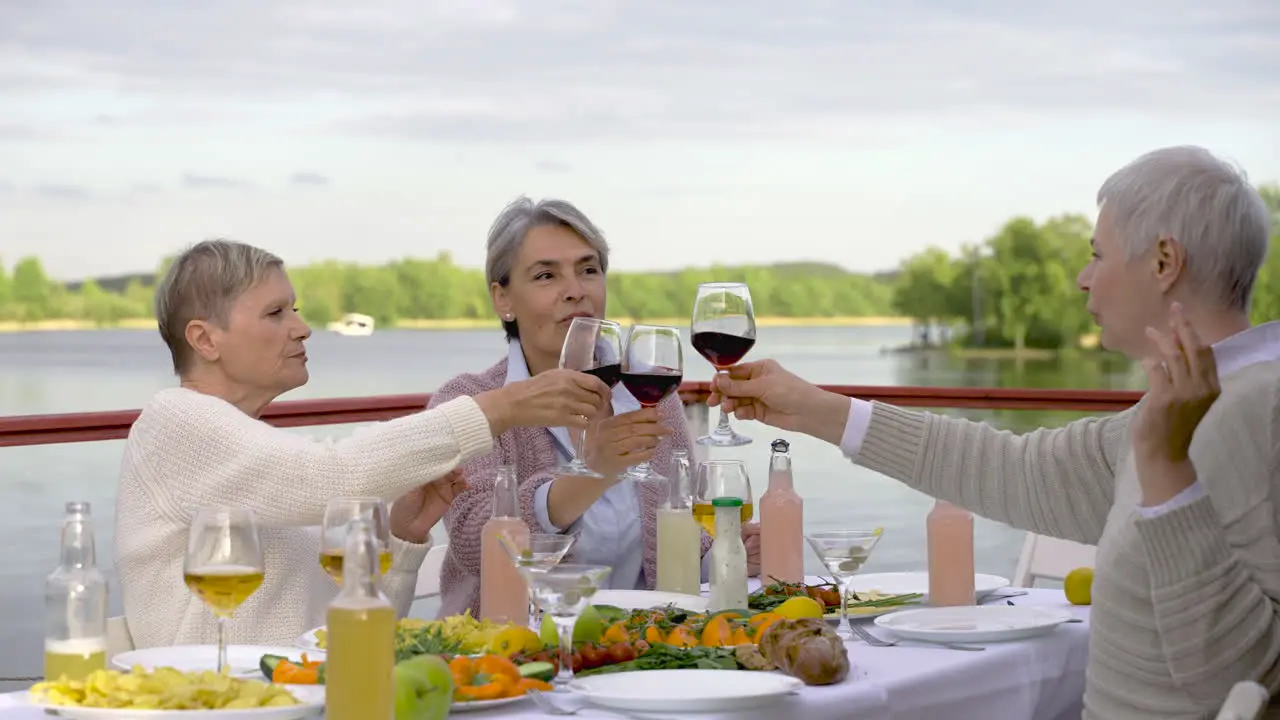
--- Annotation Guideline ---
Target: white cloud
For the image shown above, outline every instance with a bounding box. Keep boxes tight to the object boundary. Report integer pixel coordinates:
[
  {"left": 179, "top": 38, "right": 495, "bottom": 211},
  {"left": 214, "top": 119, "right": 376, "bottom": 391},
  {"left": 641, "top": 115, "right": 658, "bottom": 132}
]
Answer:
[
  {"left": 0, "top": 0, "right": 1276, "bottom": 279},
  {"left": 1, "top": 0, "right": 1276, "bottom": 142}
]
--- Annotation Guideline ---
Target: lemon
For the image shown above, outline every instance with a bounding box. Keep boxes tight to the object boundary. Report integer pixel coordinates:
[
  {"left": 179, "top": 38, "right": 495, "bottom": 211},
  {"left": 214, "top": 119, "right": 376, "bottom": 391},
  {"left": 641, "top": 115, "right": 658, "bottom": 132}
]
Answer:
[
  {"left": 774, "top": 596, "right": 825, "bottom": 620},
  {"left": 485, "top": 625, "right": 543, "bottom": 656},
  {"left": 1064, "top": 567, "right": 1094, "bottom": 606}
]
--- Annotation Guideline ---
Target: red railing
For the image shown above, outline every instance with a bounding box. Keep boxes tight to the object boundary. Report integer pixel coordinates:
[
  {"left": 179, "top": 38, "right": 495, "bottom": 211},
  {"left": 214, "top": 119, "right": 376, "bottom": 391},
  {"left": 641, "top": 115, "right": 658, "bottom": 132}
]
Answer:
[{"left": 0, "top": 384, "right": 1143, "bottom": 448}]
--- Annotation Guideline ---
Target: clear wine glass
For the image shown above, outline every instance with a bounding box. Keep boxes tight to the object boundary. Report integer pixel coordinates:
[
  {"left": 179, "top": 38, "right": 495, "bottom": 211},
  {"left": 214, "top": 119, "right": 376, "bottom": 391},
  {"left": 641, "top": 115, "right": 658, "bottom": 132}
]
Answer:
[
  {"left": 499, "top": 531, "right": 577, "bottom": 628},
  {"left": 183, "top": 507, "right": 265, "bottom": 675},
  {"left": 691, "top": 282, "right": 757, "bottom": 446},
  {"left": 517, "top": 563, "right": 611, "bottom": 688},
  {"left": 321, "top": 498, "right": 391, "bottom": 585},
  {"left": 619, "top": 324, "right": 683, "bottom": 483},
  {"left": 804, "top": 529, "right": 883, "bottom": 640},
  {"left": 557, "top": 317, "right": 624, "bottom": 477},
  {"left": 693, "top": 460, "right": 753, "bottom": 538}
]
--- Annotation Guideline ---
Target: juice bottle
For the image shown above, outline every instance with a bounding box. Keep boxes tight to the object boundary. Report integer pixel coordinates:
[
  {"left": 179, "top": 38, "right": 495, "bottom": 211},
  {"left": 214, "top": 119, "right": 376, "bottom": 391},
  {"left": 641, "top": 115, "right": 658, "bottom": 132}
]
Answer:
[
  {"left": 927, "top": 500, "right": 976, "bottom": 606},
  {"left": 325, "top": 515, "right": 396, "bottom": 720},
  {"left": 656, "top": 450, "right": 702, "bottom": 594},
  {"left": 480, "top": 465, "right": 530, "bottom": 623},
  {"left": 759, "top": 439, "right": 804, "bottom": 585},
  {"left": 44, "top": 501, "right": 108, "bottom": 682},
  {"left": 709, "top": 497, "right": 748, "bottom": 611}
]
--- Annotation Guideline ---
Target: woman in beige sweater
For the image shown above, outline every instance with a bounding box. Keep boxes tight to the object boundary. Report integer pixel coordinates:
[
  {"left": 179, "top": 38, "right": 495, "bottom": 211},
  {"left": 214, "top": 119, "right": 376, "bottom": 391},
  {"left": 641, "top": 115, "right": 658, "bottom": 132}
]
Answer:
[
  {"left": 115, "top": 239, "right": 612, "bottom": 649},
  {"left": 710, "top": 146, "right": 1279, "bottom": 719}
]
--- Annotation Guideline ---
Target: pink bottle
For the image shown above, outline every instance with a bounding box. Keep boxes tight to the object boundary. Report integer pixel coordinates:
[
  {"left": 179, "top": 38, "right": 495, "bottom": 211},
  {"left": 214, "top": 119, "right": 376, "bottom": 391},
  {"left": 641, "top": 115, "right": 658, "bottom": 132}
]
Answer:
[
  {"left": 927, "top": 500, "right": 975, "bottom": 606},
  {"left": 759, "top": 439, "right": 804, "bottom": 585},
  {"left": 480, "top": 465, "right": 530, "bottom": 623}
]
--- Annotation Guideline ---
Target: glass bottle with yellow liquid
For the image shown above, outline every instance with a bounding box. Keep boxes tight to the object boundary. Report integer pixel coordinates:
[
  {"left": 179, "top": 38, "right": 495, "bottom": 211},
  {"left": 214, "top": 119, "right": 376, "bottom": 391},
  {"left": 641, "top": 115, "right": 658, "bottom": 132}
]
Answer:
[
  {"left": 44, "top": 501, "right": 108, "bottom": 683},
  {"left": 692, "top": 460, "right": 753, "bottom": 537},
  {"left": 325, "top": 516, "right": 396, "bottom": 720},
  {"left": 320, "top": 497, "right": 393, "bottom": 584}
]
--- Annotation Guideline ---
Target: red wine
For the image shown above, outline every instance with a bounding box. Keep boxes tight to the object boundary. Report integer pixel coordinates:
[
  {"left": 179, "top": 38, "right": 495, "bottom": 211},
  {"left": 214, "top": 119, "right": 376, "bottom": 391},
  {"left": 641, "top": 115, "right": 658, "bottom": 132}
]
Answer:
[
  {"left": 584, "top": 363, "right": 621, "bottom": 388},
  {"left": 620, "top": 371, "right": 682, "bottom": 407},
  {"left": 692, "top": 331, "right": 755, "bottom": 369}
]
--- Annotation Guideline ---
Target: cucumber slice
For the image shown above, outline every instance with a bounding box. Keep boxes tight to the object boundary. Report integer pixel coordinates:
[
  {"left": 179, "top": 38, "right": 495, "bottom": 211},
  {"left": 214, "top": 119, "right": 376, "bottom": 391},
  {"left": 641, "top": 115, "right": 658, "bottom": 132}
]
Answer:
[
  {"left": 259, "top": 654, "right": 289, "bottom": 681},
  {"left": 516, "top": 661, "right": 555, "bottom": 682}
]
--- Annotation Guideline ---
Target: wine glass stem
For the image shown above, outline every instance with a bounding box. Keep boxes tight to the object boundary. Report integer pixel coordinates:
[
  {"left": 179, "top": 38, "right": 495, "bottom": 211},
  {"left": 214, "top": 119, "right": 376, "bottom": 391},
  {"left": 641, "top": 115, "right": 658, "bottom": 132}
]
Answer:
[
  {"left": 838, "top": 578, "right": 853, "bottom": 638},
  {"left": 713, "top": 370, "right": 735, "bottom": 433},
  {"left": 552, "top": 615, "right": 578, "bottom": 687},
  {"left": 216, "top": 616, "right": 228, "bottom": 674}
]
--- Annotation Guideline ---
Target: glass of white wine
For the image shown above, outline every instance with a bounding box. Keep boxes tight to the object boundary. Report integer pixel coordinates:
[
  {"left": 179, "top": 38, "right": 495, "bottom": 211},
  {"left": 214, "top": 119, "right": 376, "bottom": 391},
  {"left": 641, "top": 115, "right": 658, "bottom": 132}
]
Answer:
[
  {"left": 321, "top": 498, "right": 392, "bottom": 584},
  {"left": 183, "top": 506, "right": 265, "bottom": 675},
  {"left": 693, "top": 460, "right": 753, "bottom": 538}
]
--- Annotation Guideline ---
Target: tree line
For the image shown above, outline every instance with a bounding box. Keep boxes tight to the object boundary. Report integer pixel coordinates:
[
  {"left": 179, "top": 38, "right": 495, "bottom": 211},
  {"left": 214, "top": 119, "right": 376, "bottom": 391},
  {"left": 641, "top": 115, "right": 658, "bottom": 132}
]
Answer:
[
  {"left": 4, "top": 183, "right": 1275, "bottom": 350},
  {"left": 0, "top": 255, "right": 898, "bottom": 328}
]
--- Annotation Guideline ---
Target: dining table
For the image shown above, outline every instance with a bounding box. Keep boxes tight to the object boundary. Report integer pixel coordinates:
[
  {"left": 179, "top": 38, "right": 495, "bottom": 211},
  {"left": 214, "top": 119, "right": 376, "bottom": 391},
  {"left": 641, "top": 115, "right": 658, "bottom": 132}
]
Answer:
[{"left": 0, "top": 577, "right": 1090, "bottom": 720}]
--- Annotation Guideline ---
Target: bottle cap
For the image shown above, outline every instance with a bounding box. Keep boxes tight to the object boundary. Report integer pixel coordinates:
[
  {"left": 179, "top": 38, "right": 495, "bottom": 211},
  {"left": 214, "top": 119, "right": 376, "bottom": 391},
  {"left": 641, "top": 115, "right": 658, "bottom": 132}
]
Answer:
[
  {"left": 771, "top": 439, "right": 789, "bottom": 453},
  {"left": 711, "top": 497, "right": 743, "bottom": 508}
]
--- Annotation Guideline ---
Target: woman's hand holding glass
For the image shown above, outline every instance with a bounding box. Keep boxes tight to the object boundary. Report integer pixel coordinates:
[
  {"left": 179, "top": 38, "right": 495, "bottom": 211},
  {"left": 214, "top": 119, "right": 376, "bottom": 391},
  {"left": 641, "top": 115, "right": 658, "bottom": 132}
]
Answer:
[{"left": 581, "top": 407, "right": 671, "bottom": 478}]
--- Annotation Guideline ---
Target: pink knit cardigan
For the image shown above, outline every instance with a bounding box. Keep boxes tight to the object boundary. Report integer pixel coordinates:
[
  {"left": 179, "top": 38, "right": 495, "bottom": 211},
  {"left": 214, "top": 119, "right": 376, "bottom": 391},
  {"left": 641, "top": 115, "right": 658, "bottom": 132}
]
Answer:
[{"left": 430, "top": 356, "right": 712, "bottom": 618}]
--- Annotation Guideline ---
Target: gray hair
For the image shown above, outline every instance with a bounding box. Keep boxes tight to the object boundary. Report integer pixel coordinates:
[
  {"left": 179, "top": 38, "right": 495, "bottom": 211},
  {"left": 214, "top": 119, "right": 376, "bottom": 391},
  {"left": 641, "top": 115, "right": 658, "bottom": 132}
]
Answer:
[
  {"left": 1098, "top": 145, "right": 1271, "bottom": 311},
  {"left": 155, "top": 239, "right": 284, "bottom": 374},
  {"left": 485, "top": 196, "right": 610, "bottom": 340}
]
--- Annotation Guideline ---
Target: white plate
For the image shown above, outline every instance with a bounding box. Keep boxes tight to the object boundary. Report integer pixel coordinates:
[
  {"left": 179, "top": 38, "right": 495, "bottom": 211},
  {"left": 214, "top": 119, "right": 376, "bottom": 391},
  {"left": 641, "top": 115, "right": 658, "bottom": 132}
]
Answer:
[
  {"left": 111, "top": 646, "right": 323, "bottom": 680},
  {"left": 450, "top": 695, "right": 528, "bottom": 713},
  {"left": 21, "top": 685, "right": 324, "bottom": 719},
  {"left": 849, "top": 572, "right": 1011, "bottom": 602},
  {"left": 591, "top": 589, "right": 708, "bottom": 612},
  {"left": 568, "top": 669, "right": 802, "bottom": 712},
  {"left": 874, "top": 605, "right": 1075, "bottom": 643}
]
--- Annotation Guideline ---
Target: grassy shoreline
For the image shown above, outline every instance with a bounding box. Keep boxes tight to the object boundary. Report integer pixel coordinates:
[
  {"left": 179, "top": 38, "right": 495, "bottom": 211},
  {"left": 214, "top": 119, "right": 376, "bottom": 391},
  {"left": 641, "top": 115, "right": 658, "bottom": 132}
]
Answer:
[{"left": 0, "top": 316, "right": 914, "bottom": 333}]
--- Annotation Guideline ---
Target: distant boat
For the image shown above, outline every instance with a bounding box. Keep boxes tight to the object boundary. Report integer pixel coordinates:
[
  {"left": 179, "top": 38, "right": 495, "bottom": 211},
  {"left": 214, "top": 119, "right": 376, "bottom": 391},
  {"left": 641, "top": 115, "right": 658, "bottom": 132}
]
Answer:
[{"left": 326, "top": 313, "right": 375, "bottom": 336}]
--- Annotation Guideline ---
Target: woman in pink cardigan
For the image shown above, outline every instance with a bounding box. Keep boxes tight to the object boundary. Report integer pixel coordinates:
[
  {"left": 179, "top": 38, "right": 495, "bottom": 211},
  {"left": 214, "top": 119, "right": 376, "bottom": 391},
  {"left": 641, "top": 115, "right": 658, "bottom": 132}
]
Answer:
[{"left": 431, "top": 196, "right": 760, "bottom": 617}]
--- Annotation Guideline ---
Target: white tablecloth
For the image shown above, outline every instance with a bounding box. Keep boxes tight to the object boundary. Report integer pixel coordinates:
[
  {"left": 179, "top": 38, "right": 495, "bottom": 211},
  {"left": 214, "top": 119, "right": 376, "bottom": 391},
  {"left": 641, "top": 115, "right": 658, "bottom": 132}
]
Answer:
[{"left": 0, "top": 587, "right": 1089, "bottom": 720}]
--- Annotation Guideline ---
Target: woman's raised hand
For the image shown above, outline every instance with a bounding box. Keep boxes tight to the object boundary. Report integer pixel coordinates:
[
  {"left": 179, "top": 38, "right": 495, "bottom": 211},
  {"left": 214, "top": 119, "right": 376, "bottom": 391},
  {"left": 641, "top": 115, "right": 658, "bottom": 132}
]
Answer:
[{"left": 476, "top": 369, "right": 612, "bottom": 436}]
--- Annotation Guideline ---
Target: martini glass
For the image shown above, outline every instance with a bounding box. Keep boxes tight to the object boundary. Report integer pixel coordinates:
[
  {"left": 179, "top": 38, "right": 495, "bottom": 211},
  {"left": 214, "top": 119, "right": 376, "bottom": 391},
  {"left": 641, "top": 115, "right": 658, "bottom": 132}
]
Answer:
[
  {"left": 499, "top": 532, "right": 576, "bottom": 628},
  {"left": 804, "top": 529, "right": 883, "bottom": 640},
  {"left": 517, "top": 564, "right": 611, "bottom": 688}
]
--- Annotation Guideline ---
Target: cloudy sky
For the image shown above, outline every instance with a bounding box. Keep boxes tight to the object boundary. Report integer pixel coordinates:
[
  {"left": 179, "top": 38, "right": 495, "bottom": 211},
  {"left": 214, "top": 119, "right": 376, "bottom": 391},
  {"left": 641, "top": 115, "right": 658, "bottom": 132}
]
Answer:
[{"left": 2, "top": 0, "right": 1278, "bottom": 280}]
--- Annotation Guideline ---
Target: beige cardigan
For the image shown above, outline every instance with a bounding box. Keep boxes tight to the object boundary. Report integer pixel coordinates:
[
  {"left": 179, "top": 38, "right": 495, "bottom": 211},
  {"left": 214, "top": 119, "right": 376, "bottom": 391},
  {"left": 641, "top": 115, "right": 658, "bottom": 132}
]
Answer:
[
  {"left": 115, "top": 387, "right": 494, "bottom": 649},
  {"left": 854, "top": 361, "right": 1280, "bottom": 719}
]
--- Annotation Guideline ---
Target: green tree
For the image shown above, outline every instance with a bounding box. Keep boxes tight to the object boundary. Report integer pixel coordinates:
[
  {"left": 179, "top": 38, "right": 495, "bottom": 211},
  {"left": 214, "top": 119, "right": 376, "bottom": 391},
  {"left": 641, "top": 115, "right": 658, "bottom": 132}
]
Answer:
[
  {"left": 892, "top": 247, "right": 961, "bottom": 344},
  {"left": 11, "top": 256, "right": 52, "bottom": 321}
]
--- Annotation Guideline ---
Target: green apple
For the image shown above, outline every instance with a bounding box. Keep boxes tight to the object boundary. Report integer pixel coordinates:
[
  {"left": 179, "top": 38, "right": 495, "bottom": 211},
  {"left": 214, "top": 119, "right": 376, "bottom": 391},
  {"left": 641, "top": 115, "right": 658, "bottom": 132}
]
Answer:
[
  {"left": 539, "top": 604, "right": 604, "bottom": 646},
  {"left": 393, "top": 654, "right": 452, "bottom": 720}
]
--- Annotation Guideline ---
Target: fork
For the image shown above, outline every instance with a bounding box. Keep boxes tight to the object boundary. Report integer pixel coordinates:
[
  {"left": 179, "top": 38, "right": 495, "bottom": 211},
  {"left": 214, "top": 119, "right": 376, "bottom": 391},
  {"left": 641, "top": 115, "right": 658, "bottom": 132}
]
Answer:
[
  {"left": 849, "top": 621, "right": 985, "bottom": 651},
  {"left": 528, "top": 689, "right": 643, "bottom": 718}
]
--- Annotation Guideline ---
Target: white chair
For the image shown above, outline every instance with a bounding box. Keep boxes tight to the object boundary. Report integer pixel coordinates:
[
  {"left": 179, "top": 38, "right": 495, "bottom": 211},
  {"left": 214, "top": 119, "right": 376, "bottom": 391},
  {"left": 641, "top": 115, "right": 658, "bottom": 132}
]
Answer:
[
  {"left": 1012, "top": 532, "right": 1097, "bottom": 587},
  {"left": 1214, "top": 681, "right": 1270, "bottom": 720},
  {"left": 106, "top": 615, "right": 134, "bottom": 658},
  {"left": 414, "top": 544, "right": 448, "bottom": 600}
]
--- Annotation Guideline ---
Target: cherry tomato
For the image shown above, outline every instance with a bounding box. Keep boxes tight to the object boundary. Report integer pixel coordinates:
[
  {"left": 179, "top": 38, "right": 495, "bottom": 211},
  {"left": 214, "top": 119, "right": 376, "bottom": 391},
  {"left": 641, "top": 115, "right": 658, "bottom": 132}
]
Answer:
[
  {"left": 606, "top": 642, "right": 636, "bottom": 663},
  {"left": 579, "top": 643, "right": 608, "bottom": 669}
]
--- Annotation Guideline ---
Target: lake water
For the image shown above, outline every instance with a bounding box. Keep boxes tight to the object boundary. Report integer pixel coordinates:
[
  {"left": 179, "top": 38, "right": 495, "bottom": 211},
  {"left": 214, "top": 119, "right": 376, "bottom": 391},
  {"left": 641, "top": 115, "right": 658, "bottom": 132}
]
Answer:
[{"left": 0, "top": 325, "right": 1141, "bottom": 683}]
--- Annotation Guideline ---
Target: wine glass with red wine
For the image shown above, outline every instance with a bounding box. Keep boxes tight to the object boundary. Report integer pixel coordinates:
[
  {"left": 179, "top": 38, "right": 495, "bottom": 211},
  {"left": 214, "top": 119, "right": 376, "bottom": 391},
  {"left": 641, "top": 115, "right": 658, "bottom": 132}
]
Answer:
[
  {"left": 558, "top": 317, "right": 624, "bottom": 477},
  {"left": 620, "top": 324, "right": 684, "bottom": 482},
  {"left": 691, "top": 282, "right": 756, "bottom": 446}
]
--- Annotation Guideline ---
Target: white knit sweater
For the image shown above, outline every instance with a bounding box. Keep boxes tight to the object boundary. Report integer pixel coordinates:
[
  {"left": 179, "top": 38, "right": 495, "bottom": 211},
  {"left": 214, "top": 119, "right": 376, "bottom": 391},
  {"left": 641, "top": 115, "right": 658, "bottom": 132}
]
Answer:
[{"left": 114, "top": 387, "right": 494, "bottom": 649}]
